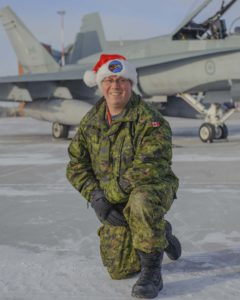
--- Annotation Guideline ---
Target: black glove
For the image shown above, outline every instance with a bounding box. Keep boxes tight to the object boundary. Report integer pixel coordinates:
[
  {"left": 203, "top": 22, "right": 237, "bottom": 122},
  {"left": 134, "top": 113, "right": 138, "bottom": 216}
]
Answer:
[
  {"left": 91, "top": 196, "right": 112, "bottom": 223},
  {"left": 105, "top": 208, "right": 128, "bottom": 227},
  {"left": 91, "top": 191, "right": 127, "bottom": 227}
]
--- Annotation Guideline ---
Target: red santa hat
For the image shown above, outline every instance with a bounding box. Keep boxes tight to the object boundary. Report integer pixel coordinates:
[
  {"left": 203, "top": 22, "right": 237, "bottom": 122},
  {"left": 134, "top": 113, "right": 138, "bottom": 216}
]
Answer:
[{"left": 83, "top": 53, "right": 137, "bottom": 88}]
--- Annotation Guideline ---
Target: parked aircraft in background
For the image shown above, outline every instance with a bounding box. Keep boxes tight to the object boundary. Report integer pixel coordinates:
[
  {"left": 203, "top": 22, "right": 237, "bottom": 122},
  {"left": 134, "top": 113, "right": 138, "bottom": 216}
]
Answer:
[{"left": 0, "top": 0, "right": 240, "bottom": 142}]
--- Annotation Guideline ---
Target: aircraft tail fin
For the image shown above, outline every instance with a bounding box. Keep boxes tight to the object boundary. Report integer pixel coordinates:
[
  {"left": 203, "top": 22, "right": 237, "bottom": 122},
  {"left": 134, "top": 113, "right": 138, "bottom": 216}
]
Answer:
[
  {"left": 0, "top": 6, "right": 59, "bottom": 74},
  {"left": 67, "top": 12, "right": 106, "bottom": 63}
]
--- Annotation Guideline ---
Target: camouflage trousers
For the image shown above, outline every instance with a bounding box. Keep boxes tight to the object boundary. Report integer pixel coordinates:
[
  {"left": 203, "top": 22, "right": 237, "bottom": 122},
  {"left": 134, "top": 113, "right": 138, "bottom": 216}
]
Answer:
[{"left": 98, "top": 184, "right": 174, "bottom": 279}]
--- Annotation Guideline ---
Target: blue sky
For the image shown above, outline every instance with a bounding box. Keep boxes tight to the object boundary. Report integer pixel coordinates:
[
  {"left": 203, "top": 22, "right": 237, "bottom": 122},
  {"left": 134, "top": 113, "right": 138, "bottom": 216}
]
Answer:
[{"left": 0, "top": 0, "right": 240, "bottom": 76}]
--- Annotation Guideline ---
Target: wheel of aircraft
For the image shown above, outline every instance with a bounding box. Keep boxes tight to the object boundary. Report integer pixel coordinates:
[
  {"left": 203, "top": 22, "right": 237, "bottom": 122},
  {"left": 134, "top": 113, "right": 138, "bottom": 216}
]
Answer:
[
  {"left": 199, "top": 123, "right": 215, "bottom": 143},
  {"left": 215, "top": 124, "right": 228, "bottom": 140},
  {"left": 52, "top": 122, "right": 69, "bottom": 139},
  {"left": 178, "top": 93, "right": 236, "bottom": 143}
]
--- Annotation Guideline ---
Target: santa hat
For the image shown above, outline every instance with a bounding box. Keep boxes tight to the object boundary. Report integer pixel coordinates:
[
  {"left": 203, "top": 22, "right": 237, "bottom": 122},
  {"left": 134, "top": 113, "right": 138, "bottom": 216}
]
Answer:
[{"left": 83, "top": 54, "right": 137, "bottom": 88}]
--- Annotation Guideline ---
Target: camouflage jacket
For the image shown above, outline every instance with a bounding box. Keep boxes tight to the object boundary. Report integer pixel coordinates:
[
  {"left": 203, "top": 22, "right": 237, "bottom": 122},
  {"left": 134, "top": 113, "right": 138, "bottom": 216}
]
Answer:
[{"left": 66, "top": 92, "right": 179, "bottom": 204}]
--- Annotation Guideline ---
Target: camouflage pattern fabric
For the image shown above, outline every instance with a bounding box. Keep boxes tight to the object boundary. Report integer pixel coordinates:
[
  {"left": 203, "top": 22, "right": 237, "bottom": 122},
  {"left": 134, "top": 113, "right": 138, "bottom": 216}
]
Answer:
[
  {"left": 98, "top": 225, "right": 140, "bottom": 279},
  {"left": 98, "top": 184, "right": 174, "bottom": 279},
  {"left": 66, "top": 92, "right": 179, "bottom": 279}
]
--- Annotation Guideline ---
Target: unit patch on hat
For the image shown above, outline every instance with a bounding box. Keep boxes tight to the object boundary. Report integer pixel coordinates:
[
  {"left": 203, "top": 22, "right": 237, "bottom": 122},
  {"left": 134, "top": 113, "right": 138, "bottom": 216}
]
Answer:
[{"left": 108, "top": 60, "right": 123, "bottom": 73}]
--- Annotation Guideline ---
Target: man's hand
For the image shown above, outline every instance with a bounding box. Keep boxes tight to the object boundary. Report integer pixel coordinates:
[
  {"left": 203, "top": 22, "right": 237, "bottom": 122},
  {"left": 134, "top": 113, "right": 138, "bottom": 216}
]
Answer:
[
  {"left": 106, "top": 208, "right": 128, "bottom": 227},
  {"left": 91, "top": 192, "right": 127, "bottom": 226}
]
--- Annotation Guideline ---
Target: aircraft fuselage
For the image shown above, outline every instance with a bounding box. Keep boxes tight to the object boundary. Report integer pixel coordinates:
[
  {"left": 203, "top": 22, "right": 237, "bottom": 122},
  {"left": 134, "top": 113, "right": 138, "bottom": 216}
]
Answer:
[{"left": 122, "top": 35, "right": 240, "bottom": 97}]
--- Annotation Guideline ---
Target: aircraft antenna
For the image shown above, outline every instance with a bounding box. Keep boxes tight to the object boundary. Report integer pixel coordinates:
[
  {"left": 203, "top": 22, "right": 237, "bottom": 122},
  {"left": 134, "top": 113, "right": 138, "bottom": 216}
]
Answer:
[{"left": 57, "top": 10, "right": 66, "bottom": 66}]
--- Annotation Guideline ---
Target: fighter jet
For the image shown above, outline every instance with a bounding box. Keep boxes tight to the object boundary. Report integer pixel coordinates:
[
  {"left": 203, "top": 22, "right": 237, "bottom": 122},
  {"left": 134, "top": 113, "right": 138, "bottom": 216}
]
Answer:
[{"left": 0, "top": 0, "right": 240, "bottom": 142}]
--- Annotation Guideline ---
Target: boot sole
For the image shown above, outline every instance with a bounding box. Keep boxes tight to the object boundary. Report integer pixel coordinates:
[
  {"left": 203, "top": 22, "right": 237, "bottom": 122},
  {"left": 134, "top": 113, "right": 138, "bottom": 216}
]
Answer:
[{"left": 131, "top": 281, "right": 163, "bottom": 299}]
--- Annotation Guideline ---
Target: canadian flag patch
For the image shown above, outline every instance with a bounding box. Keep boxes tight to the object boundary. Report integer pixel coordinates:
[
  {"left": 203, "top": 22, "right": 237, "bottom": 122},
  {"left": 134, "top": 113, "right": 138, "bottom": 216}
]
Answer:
[{"left": 151, "top": 121, "right": 160, "bottom": 127}]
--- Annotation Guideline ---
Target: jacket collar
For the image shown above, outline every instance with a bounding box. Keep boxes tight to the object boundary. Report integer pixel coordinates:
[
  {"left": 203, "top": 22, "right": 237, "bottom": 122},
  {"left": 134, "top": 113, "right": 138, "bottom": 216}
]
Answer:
[{"left": 87, "top": 92, "right": 140, "bottom": 135}]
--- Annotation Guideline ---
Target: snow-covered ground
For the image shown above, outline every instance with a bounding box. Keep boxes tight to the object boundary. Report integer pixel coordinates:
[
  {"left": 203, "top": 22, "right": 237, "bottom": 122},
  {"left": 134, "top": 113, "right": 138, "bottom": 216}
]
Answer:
[{"left": 0, "top": 117, "right": 240, "bottom": 300}]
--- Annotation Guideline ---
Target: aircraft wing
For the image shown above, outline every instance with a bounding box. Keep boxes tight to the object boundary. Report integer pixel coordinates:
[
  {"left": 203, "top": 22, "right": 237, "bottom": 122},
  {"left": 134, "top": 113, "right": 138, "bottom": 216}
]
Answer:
[
  {"left": 0, "top": 67, "right": 90, "bottom": 102},
  {"left": 0, "top": 68, "right": 87, "bottom": 83}
]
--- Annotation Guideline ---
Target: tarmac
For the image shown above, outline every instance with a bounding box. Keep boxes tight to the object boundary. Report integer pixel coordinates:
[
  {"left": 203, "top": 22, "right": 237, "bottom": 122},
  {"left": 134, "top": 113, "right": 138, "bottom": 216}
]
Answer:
[{"left": 0, "top": 115, "right": 240, "bottom": 299}]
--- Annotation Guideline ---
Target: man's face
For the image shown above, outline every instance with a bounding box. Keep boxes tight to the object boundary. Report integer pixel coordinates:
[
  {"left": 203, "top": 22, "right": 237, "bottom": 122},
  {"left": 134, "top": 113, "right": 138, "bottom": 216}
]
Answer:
[{"left": 101, "top": 75, "right": 132, "bottom": 114}]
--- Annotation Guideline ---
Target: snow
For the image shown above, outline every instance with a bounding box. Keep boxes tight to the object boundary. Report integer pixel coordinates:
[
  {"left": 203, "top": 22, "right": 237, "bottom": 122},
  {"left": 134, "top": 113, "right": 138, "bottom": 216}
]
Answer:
[
  {"left": 0, "top": 116, "right": 240, "bottom": 299},
  {"left": 174, "top": 154, "right": 240, "bottom": 162}
]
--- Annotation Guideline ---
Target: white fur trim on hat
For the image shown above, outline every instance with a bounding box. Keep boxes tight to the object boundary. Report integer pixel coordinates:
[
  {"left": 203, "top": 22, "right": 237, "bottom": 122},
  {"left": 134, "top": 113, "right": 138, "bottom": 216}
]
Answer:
[
  {"left": 83, "top": 70, "right": 97, "bottom": 87},
  {"left": 96, "top": 59, "right": 137, "bottom": 87}
]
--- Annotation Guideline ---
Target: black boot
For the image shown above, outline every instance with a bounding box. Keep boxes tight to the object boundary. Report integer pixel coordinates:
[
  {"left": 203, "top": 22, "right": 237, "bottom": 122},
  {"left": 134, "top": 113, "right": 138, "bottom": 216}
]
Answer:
[
  {"left": 164, "top": 220, "right": 182, "bottom": 260},
  {"left": 131, "top": 250, "right": 163, "bottom": 299}
]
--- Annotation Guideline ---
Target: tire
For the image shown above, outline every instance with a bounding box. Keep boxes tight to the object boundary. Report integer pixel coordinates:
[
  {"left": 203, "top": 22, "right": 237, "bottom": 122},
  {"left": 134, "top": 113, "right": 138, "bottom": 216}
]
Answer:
[
  {"left": 214, "top": 124, "right": 228, "bottom": 139},
  {"left": 199, "top": 123, "right": 215, "bottom": 143},
  {"left": 220, "top": 124, "right": 228, "bottom": 139},
  {"left": 52, "top": 122, "right": 69, "bottom": 139}
]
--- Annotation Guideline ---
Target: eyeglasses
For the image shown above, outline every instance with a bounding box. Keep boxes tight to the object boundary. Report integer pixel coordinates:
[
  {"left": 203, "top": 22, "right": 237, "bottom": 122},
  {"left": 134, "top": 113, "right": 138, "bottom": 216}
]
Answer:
[{"left": 102, "top": 78, "right": 130, "bottom": 86}]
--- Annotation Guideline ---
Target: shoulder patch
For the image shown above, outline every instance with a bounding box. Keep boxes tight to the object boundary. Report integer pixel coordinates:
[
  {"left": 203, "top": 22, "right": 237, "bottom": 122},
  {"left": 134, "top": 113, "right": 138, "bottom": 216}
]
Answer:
[{"left": 150, "top": 121, "right": 161, "bottom": 127}]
